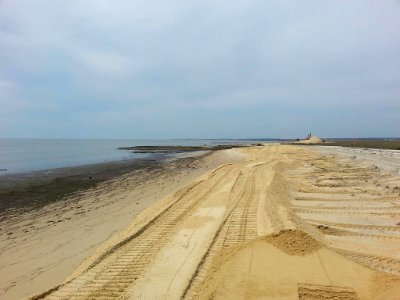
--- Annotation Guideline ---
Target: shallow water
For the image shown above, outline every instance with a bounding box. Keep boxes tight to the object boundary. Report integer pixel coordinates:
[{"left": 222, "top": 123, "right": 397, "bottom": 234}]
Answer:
[{"left": 0, "top": 139, "right": 267, "bottom": 175}]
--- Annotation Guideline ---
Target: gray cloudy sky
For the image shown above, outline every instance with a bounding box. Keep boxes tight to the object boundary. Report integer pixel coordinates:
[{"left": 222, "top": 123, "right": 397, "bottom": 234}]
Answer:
[{"left": 0, "top": 0, "right": 399, "bottom": 139}]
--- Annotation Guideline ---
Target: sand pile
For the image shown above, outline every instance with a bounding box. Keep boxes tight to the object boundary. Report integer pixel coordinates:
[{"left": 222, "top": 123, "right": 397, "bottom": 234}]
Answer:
[
  {"left": 296, "top": 136, "right": 322, "bottom": 144},
  {"left": 194, "top": 230, "right": 400, "bottom": 300},
  {"left": 263, "top": 229, "right": 322, "bottom": 256},
  {"left": 309, "top": 136, "right": 322, "bottom": 143}
]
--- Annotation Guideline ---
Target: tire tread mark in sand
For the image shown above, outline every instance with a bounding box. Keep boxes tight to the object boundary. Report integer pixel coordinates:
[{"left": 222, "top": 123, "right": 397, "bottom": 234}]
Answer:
[
  {"left": 32, "top": 174, "right": 213, "bottom": 300},
  {"left": 298, "top": 283, "right": 358, "bottom": 300},
  {"left": 40, "top": 166, "right": 235, "bottom": 299},
  {"left": 181, "top": 170, "right": 249, "bottom": 299},
  {"left": 333, "top": 248, "right": 400, "bottom": 276},
  {"left": 183, "top": 164, "right": 264, "bottom": 299},
  {"left": 294, "top": 207, "right": 400, "bottom": 216},
  {"left": 34, "top": 178, "right": 210, "bottom": 300},
  {"left": 293, "top": 196, "right": 399, "bottom": 202},
  {"left": 294, "top": 188, "right": 366, "bottom": 195},
  {"left": 223, "top": 165, "right": 260, "bottom": 247},
  {"left": 287, "top": 152, "right": 400, "bottom": 278},
  {"left": 293, "top": 206, "right": 400, "bottom": 211},
  {"left": 83, "top": 166, "right": 234, "bottom": 299},
  {"left": 307, "top": 221, "right": 400, "bottom": 241},
  {"left": 305, "top": 220, "right": 400, "bottom": 232}
]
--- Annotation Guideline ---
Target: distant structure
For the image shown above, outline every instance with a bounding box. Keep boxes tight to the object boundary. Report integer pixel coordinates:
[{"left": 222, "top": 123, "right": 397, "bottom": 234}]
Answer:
[{"left": 294, "top": 133, "right": 322, "bottom": 144}]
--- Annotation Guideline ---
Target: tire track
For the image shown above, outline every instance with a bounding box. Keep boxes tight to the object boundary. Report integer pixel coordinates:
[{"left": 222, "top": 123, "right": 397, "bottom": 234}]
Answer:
[
  {"left": 309, "top": 223, "right": 400, "bottom": 241},
  {"left": 305, "top": 220, "right": 400, "bottom": 232},
  {"left": 293, "top": 196, "right": 398, "bottom": 202},
  {"left": 298, "top": 283, "right": 358, "bottom": 300},
  {"left": 334, "top": 249, "right": 400, "bottom": 276},
  {"left": 293, "top": 205, "right": 400, "bottom": 211},
  {"left": 294, "top": 207, "right": 400, "bottom": 216},
  {"left": 222, "top": 165, "right": 259, "bottom": 248},
  {"left": 183, "top": 163, "right": 267, "bottom": 299},
  {"left": 287, "top": 149, "right": 400, "bottom": 276},
  {"left": 39, "top": 165, "right": 237, "bottom": 299}
]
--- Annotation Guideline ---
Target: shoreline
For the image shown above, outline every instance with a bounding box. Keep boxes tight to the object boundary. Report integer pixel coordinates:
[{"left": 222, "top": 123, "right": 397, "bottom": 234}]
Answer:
[
  {"left": 0, "top": 144, "right": 260, "bottom": 216},
  {"left": 0, "top": 150, "right": 212, "bottom": 216},
  {"left": 0, "top": 139, "right": 270, "bottom": 176},
  {"left": 0, "top": 148, "right": 245, "bottom": 299},
  {"left": 0, "top": 155, "right": 168, "bottom": 216}
]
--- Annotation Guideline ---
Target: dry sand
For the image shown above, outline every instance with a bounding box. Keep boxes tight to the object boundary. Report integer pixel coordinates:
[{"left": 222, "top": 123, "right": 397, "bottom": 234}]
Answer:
[
  {"left": 2, "top": 144, "right": 400, "bottom": 299},
  {"left": 0, "top": 150, "right": 244, "bottom": 300}
]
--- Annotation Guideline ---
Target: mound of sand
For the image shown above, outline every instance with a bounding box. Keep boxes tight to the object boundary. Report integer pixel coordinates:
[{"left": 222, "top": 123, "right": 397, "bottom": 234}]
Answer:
[
  {"left": 195, "top": 230, "right": 400, "bottom": 300},
  {"left": 263, "top": 229, "right": 322, "bottom": 256},
  {"left": 309, "top": 136, "right": 322, "bottom": 143},
  {"left": 296, "top": 136, "right": 322, "bottom": 144}
]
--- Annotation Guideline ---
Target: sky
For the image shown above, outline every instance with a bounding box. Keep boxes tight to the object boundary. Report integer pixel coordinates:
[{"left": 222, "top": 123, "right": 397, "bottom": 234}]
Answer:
[{"left": 0, "top": 0, "right": 399, "bottom": 139}]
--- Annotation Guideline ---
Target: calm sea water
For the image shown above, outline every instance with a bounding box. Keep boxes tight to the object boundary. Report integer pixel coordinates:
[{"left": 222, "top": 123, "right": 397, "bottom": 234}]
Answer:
[{"left": 0, "top": 139, "right": 266, "bottom": 175}]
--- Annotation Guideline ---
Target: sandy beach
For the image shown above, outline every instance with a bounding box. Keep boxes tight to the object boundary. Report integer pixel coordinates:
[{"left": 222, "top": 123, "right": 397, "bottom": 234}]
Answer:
[
  {"left": 1, "top": 144, "right": 400, "bottom": 299},
  {"left": 0, "top": 149, "right": 244, "bottom": 299},
  {"left": 2, "top": 0, "right": 398, "bottom": 298}
]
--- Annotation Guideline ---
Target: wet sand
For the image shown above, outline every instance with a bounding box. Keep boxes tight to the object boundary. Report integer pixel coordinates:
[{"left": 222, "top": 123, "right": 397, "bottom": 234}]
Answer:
[
  {"left": 2, "top": 145, "right": 400, "bottom": 299},
  {"left": 0, "top": 157, "right": 165, "bottom": 215}
]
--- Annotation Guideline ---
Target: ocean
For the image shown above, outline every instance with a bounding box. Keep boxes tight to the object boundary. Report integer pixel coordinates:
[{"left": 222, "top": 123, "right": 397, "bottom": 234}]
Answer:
[{"left": 0, "top": 138, "right": 268, "bottom": 175}]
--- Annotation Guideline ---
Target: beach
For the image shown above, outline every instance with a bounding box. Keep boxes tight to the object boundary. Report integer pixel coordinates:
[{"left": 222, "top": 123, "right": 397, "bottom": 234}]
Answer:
[
  {"left": 1, "top": 144, "right": 400, "bottom": 299},
  {"left": 0, "top": 149, "right": 244, "bottom": 299}
]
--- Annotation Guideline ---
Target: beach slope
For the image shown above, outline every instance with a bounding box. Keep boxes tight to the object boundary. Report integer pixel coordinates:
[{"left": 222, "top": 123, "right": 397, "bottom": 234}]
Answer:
[{"left": 28, "top": 144, "right": 400, "bottom": 299}]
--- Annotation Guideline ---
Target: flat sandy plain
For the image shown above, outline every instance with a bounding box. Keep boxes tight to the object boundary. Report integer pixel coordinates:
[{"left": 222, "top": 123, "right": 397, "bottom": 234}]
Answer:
[{"left": 2, "top": 144, "right": 400, "bottom": 299}]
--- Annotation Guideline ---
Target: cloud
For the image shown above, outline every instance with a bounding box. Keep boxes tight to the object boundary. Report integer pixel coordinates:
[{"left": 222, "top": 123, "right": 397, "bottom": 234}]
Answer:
[
  {"left": 0, "top": 0, "right": 399, "bottom": 138},
  {"left": 0, "top": 79, "right": 16, "bottom": 95},
  {"left": 73, "top": 48, "right": 128, "bottom": 74}
]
